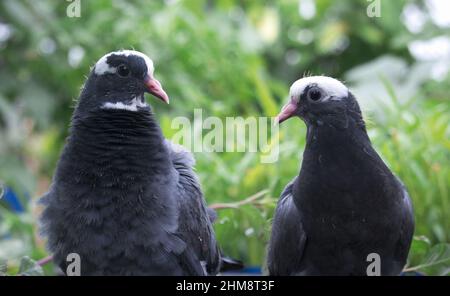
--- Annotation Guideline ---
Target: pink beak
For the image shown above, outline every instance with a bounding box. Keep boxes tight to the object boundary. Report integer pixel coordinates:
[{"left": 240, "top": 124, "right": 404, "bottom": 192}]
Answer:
[
  {"left": 144, "top": 75, "right": 169, "bottom": 104},
  {"left": 275, "top": 99, "right": 298, "bottom": 124}
]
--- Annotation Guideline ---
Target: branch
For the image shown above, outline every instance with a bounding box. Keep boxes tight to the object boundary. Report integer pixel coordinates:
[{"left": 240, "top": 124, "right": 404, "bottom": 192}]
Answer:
[
  {"left": 37, "top": 255, "right": 53, "bottom": 266},
  {"left": 209, "top": 189, "right": 269, "bottom": 210}
]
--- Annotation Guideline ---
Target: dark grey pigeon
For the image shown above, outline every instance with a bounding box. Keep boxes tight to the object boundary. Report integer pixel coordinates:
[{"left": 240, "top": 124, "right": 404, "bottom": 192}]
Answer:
[
  {"left": 40, "top": 50, "right": 221, "bottom": 275},
  {"left": 267, "top": 76, "right": 414, "bottom": 276}
]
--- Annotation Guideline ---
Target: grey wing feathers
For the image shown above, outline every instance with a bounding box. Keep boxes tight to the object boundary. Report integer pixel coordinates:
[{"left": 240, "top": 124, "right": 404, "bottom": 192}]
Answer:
[
  {"left": 165, "top": 140, "right": 221, "bottom": 275},
  {"left": 267, "top": 178, "right": 306, "bottom": 275}
]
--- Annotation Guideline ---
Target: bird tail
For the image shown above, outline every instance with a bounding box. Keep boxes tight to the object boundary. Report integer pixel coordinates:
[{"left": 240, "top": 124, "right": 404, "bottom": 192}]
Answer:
[{"left": 220, "top": 256, "right": 244, "bottom": 272}]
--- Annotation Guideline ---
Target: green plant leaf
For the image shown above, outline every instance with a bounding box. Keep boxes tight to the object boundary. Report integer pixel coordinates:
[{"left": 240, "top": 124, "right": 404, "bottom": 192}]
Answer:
[
  {"left": 18, "top": 256, "right": 44, "bottom": 276},
  {"left": 0, "top": 259, "right": 7, "bottom": 276},
  {"left": 0, "top": 181, "right": 4, "bottom": 201},
  {"left": 409, "top": 235, "right": 431, "bottom": 260},
  {"left": 405, "top": 243, "right": 450, "bottom": 276}
]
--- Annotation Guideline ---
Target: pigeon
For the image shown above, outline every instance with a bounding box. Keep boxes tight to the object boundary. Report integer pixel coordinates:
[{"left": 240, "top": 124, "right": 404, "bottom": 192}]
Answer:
[
  {"left": 267, "top": 76, "right": 414, "bottom": 276},
  {"left": 40, "top": 50, "right": 221, "bottom": 275}
]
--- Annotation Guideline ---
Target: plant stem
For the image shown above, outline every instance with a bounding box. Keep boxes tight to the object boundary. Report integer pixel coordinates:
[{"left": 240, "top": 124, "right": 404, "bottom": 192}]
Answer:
[
  {"left": 210, "top": 189, "right": 269, "bottom": 210},
  {"left": 37, "top": 255, "right": 53, "bottom": 266}
]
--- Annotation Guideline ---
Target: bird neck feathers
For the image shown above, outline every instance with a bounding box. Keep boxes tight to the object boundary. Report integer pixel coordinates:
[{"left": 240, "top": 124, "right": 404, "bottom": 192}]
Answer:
[
  {"left": 52, "top": 108, "right": 179, "bottom": 232},
  {"left": 67, "top": 108, "right": 172, "bottom": 174}
]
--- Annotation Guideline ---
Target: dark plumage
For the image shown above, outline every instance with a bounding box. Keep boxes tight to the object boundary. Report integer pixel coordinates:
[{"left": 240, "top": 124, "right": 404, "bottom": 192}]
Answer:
[
  {"left": 267, "top": 76, "right": 414, "bottom": 276},
  {"left": 40, "top": 50, "right": 220, "bottom": 275}
]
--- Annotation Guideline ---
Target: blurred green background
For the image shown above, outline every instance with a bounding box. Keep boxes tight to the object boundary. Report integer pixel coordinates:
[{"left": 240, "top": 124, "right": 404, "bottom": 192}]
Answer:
[{"left": 0, "top": 0, "right": 449, "bottom": 275}]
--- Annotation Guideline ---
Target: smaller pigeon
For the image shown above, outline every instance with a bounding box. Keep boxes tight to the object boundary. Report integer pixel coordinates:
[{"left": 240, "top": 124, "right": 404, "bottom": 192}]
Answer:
[
  {"left": 40, "top": 50, "right": 224, "bottom": 275},
  {"left": 267, "top": 76, "right": 414, "bottom": 276}
]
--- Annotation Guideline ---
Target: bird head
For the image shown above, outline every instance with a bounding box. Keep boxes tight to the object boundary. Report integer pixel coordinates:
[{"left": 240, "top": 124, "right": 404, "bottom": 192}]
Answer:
[
  {"left": 276, "top": 76, "right": 363, "bottom": 128},
  {"left": 77, "top": 50, "right": 169, "bottom": 113}
]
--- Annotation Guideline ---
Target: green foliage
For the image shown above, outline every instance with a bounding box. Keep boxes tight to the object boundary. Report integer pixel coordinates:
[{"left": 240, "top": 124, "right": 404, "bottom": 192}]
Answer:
[
  {"left": 407, "top": 237, "right": 450, "bottom": 276},
  {"left": 17, "top": 256, "right": 44, "bottom": 276},
  {"left": 0, "top": 259, "right": 7, "bottom": 276},
  {"left": 372, "top": 98, "right": 450, "bottom": 242},
  {"left": 0, "top": 256, "right": 45, "bottom": 276},
  {"left": 0, "top": 0, "right": 449, "bottom": 275}
]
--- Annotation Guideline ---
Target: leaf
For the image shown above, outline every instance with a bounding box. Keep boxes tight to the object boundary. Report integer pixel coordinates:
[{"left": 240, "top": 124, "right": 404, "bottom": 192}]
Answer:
[
  {"left": 409, "top": 236, "right": 431, "bottom": 260},
  {"left": 252, "top": 68, "right": 278, "bottom": 117},
  {"left": 0, "top": 259, "right": 7, "bottom": 276},
  {"left": 0, "top": 181, "right": 4, "bottom": 201},
  {"left": 405, "top": 243, "right": 450, "bottom": 276},
  {"left": 18, "top": 256, "right": 44, "bottom": 276}
]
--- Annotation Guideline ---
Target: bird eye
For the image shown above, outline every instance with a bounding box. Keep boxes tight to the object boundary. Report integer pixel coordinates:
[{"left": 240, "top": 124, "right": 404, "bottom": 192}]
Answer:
[
  {"left": 117, "top": 64, "right": 130, "bottom": 77},
  {"left": 307, "top": 87, "right": 323, "bottom": 102}
]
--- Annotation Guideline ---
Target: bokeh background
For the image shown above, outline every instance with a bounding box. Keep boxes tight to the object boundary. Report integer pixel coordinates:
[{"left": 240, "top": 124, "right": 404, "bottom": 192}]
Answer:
[{"left": 0, "top": 0, "right": 449, "bottom": 275}]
